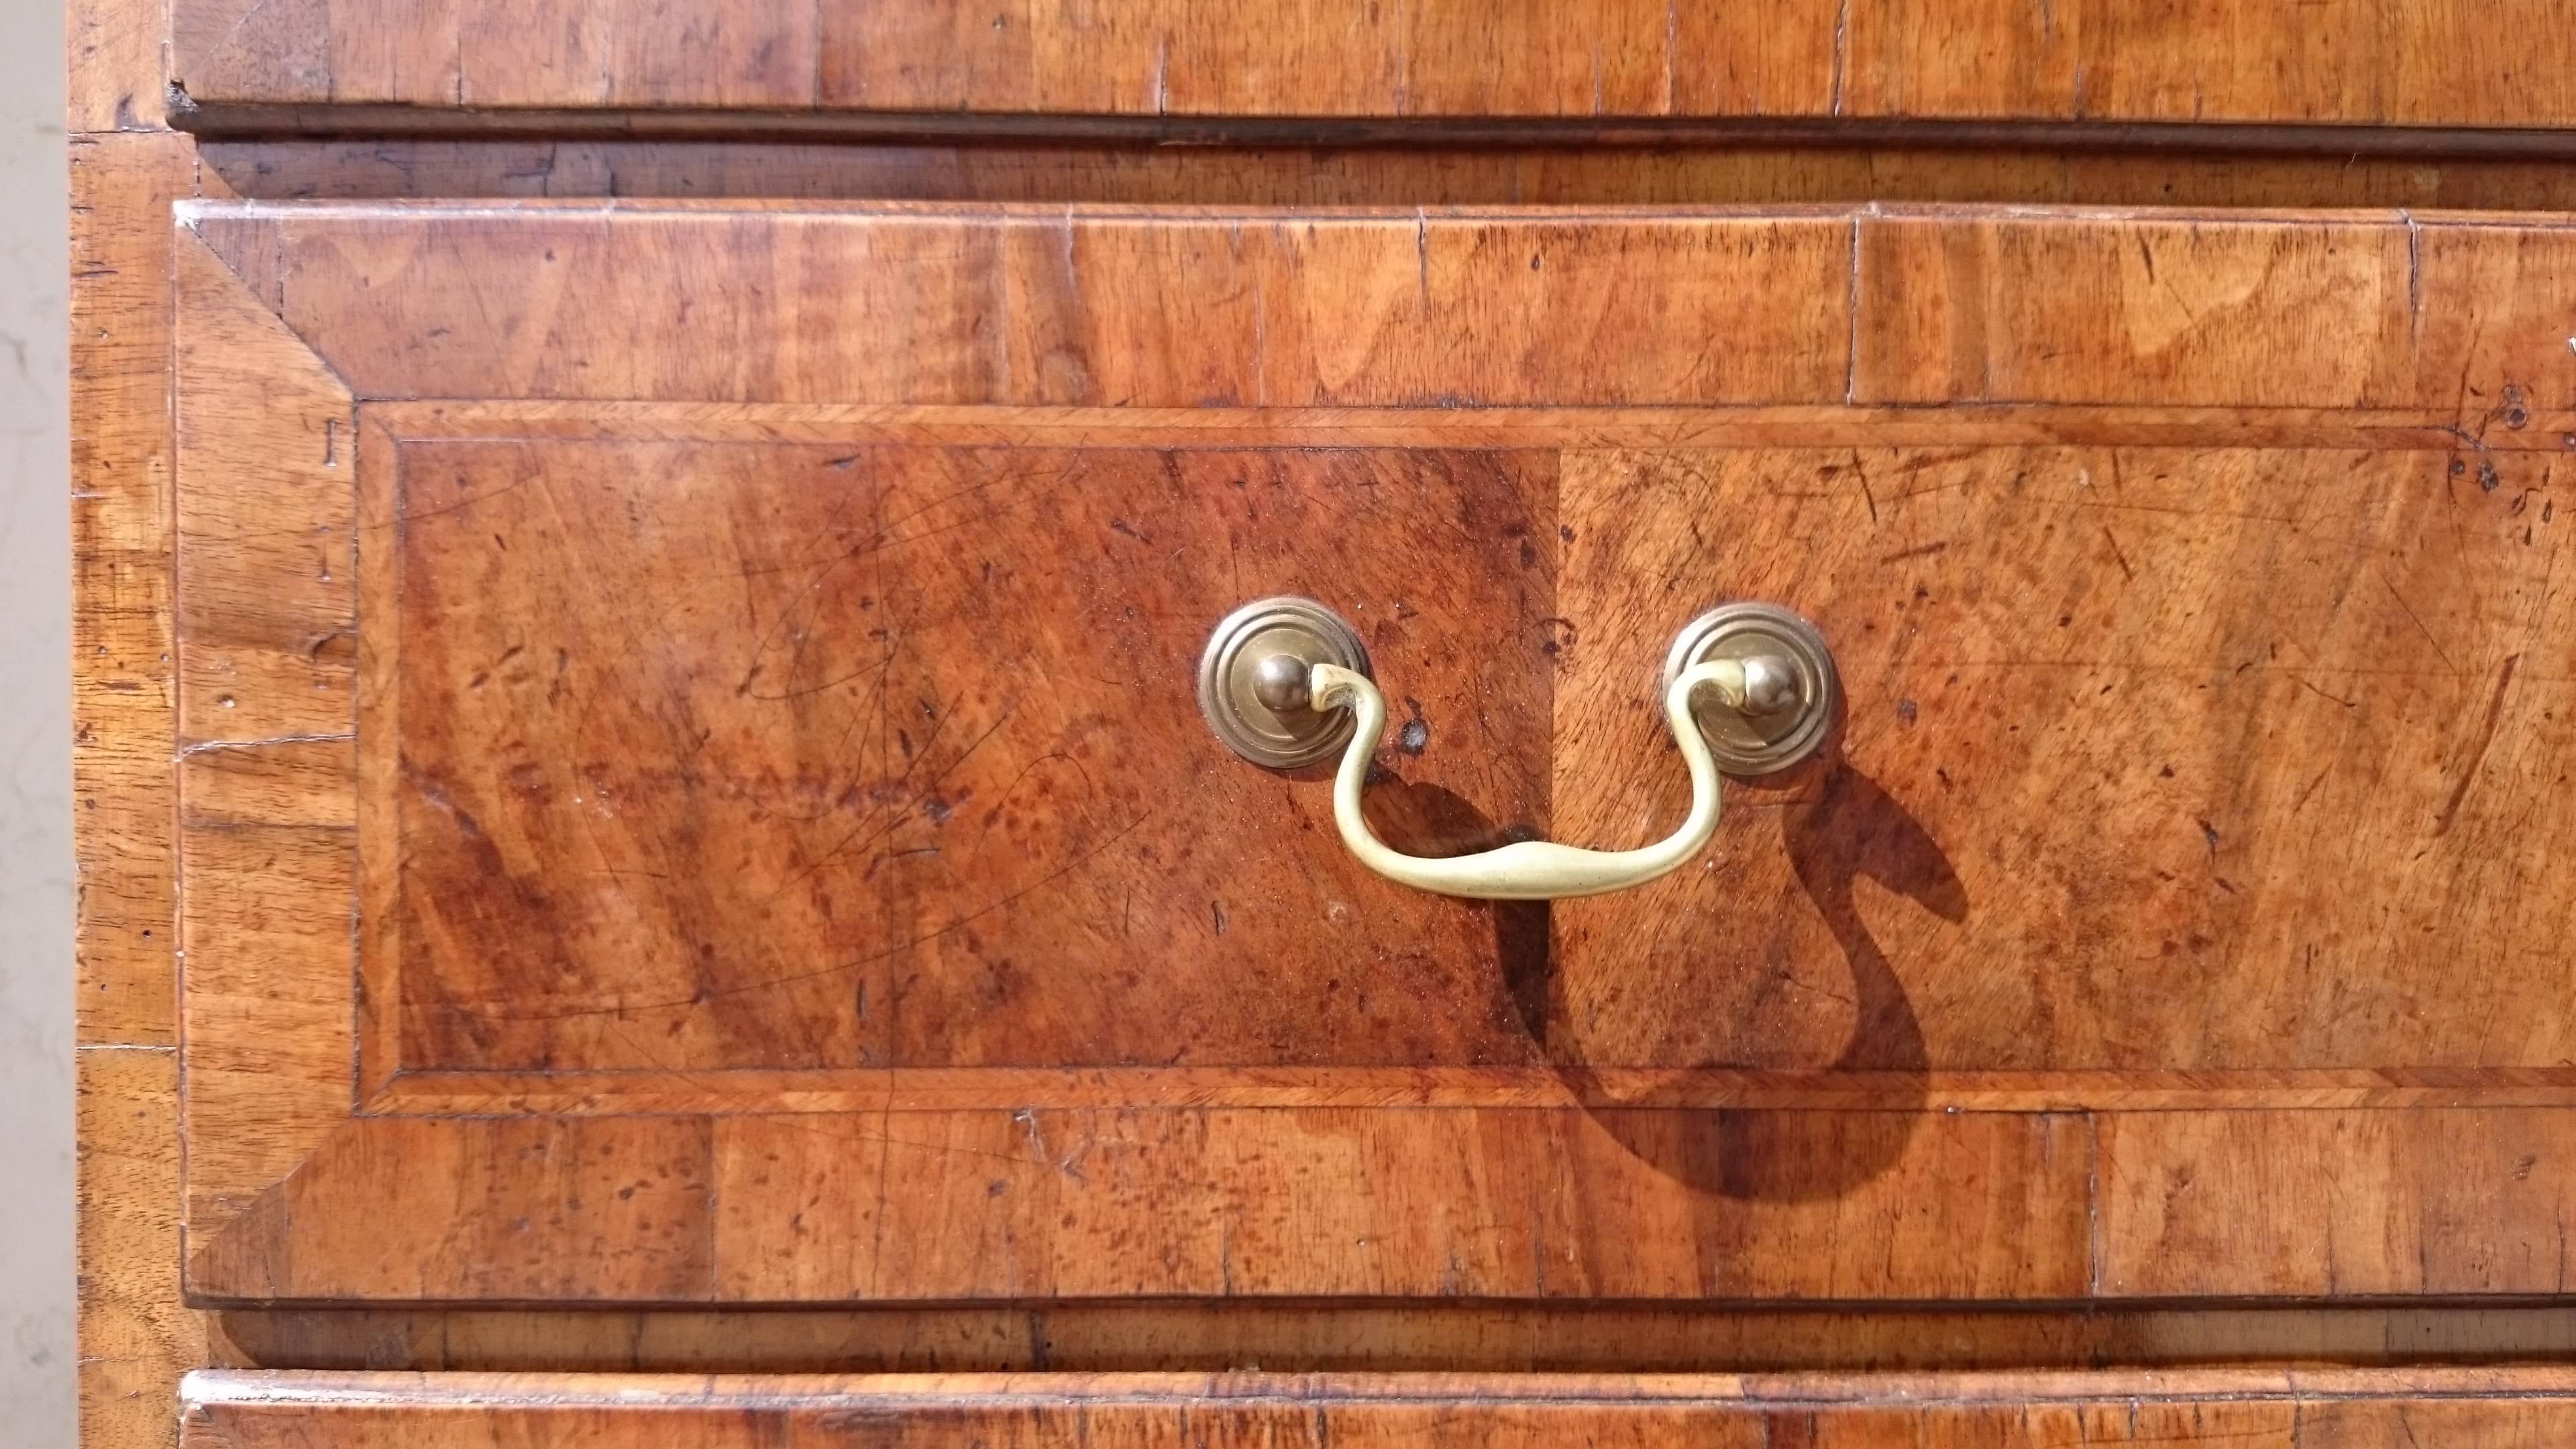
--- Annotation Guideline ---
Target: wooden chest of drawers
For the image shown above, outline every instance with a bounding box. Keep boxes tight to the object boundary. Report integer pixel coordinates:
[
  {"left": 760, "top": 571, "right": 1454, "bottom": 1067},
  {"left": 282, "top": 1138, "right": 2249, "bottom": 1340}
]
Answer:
[{"left": 75, "top": 1, "right": 2576, "bottom": 1443}]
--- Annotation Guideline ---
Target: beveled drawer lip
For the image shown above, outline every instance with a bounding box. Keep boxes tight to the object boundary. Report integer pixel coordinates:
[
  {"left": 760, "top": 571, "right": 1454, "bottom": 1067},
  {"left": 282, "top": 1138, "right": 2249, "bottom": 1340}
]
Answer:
[
  {"left": 175, "top": 1364, "right": 2576, "bottom": 1407},
  {"left": 164, "top": 96, "right": 2576, "bottom": 161},
  {"left": 171, "top": 1365, "right": 2576, "bottom": 1440},
  {"left": 170, "top": 194, "right": 2576, "bottom": 225}
]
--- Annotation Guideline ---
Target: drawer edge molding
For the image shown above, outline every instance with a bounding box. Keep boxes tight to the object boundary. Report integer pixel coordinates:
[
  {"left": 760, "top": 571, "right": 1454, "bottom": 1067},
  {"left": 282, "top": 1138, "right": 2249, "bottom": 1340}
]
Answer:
[{"left": 176, "top": 1368, "right": 2576, "bottom": 1448}]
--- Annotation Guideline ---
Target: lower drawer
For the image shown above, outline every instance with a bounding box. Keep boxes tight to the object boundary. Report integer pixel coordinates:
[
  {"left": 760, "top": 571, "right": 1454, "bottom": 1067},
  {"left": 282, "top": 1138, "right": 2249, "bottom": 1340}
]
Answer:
[{"left": 180, "top": 1370, "right": 2576, "bottom": 1446}]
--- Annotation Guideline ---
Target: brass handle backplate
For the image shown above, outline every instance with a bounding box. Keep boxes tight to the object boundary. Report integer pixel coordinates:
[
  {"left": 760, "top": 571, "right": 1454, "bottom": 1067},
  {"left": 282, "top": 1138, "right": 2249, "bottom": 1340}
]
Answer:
[{"left": 1199, "top": 597, "right": 1839, "bottom": 901}]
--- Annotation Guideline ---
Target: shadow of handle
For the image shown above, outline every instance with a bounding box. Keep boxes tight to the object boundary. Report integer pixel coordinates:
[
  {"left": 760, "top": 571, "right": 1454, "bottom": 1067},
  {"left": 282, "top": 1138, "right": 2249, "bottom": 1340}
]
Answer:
[{"left": 1549, "top": 759, "right": 1970, "bottom": 1203}]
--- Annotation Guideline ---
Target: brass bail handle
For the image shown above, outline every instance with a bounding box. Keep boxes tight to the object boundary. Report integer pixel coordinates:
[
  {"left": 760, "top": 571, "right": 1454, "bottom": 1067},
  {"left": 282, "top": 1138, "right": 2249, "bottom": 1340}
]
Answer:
[{"left": 1198, "top": 597, "right": 1839, "bottom": 902}]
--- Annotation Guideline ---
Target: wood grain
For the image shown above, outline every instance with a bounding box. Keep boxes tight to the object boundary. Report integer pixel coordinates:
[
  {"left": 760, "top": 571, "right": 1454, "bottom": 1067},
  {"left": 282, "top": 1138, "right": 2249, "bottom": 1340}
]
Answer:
[
  {"left": 175, "top": 740, "right": 356, "bottom": 1233},
  {"left": 179, "top": 203, "right": 2576, "bottom": 424},
  {"left": 195, "top": 138, "right": 2576, "bottom": 215},
  {"left": 2100, "top": 1110, "right": 2576, "bottom": 1296},
  {"left": 68, "top": 0, "right": 166, "bottom": 130},
  {"left": 186, "top": 206, "right": 1854, "bottom": 407},
  {"left": 1843, "top": 0, "right": 2576, "bottom": 129},
  {"left": 189, "top": 1109, "right": 2084, "bottom": 1303},
  {"left": 168, "top": 202, "right": 2576, "bottom": 1309},
  {"left": 1856, "top": 215, "right": 2418, "bottom": 406},
  {"left": 75, "top": 11, "right": 2576, "bottom": 1441},
  {"left": 172, "top": 226, "right": 360, "bottom": 1242},
  {"left": 81, "top": 1049, "right": 203, "bottom": 1449},
  {"left": 360, "top": 1065, "right": 2576, "bottom": 1116},
  {"left": 169, "top": 0, "right": 1834, "bottom": 117},
  {"left": 166, "top": 0, "right": 2576, "bottom": 130},
  {"left": 1855, "top": 213, "right": 2576, "bottom": 415},
  {"left": 71, "top": 125, "right": 206, "bottom": 1449},
  {"left": 71, "top": 132, "right": 195, "bottom": 1048},
  {"left": 203, "top": 1303, "right": 2576, "bottom": 1374},
  {"left": 1555, "top": 444, "right": 2573, "bottom": 1073},
  {"left": 171, "top": 228, "right": 355, "bottom": 748},
  {"left": 174, "top": 1369, "right": 2576, "bottom": 1448},
  {"left": 327, "top": 421, "right": 2576, "bottom": 1086},
  {"left": 374, "top": 439, "right": 1551, "bottom": 1075}
]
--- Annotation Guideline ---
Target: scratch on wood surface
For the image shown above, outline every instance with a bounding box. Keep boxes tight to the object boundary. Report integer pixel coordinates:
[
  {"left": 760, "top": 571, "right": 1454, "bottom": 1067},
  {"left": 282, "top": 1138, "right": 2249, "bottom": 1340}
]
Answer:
[
  {"left": 865, "top": 1093, "right": 894, "bottom": 1297},
  {"left": 1829, "top": 0, "right": 1849, "bottom": 115},
  {"left": 1250, "top": 268, "right": 1267, "bottom": 408},
  {"left": 2084, "top": 1114, "right": 2102, "bottom": 1296},
  {"left": 2098, "top": 525, "right": 2133, "bottom": 581},
  {"left": 176, "top": 731, "right": 352, "bottom": 759},
  {"left": 214, "top": 0, "right": 280, "bottom": 49},
  {"left": 1414, "top": 208, "right": 1432, "bottom": 314},
  {"left": 1844, "top": 215, "right": 1861, "bottom": 403},
  {"left": 2401, "top": 209, "right": 2424, "bottom": 346},
  {"left": 1662, "top": 0, "right": 1678, "bottom": 112},
  {"left": 2377, "top": 568, "right": 2460, "bottom": 676},
  {"left": 2434, "top": 653, "right": 2519, "bottom": 837},
  {"left": 2290, "top": 676, "right": 2359, "bottom": 710}
]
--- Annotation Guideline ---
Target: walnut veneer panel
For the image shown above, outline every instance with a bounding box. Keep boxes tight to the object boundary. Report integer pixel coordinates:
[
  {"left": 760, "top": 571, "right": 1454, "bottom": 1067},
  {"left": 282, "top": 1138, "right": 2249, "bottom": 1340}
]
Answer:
[
  {"left": 168, "top": 0, "right": 2576, "bottom": 130},
  {"left": 384, "top": 438, "right": 1553, "bottom": 1074},
  {"left": 173, "top": 202, "right": 2576, "bottom": 1307},
  {"left": 176, "top": 1370, "right": 2576, "bottom": 1448}
]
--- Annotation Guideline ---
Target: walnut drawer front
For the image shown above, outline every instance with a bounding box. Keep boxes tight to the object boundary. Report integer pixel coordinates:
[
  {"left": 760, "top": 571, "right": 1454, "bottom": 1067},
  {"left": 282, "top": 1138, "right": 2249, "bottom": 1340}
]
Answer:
[
  {"left": 166, "top": 0, "right": 2576, "bottom": 132},
  {"left": 173, "top": 200, "right": 2576, "bottom": 1309},
  {"left": 174, "top": 1370, "right": 2576, "bottom": 1446}
]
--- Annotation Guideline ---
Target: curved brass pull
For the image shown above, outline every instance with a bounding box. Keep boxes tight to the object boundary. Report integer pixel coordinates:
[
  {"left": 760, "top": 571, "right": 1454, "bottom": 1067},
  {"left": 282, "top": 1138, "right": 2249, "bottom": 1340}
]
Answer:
[
  {"left": 1197, "top": 596, "right": 1839, "bottom": 902},
  {"left": 1308, "top": 659, "right": 1749, "bottom": 901}
]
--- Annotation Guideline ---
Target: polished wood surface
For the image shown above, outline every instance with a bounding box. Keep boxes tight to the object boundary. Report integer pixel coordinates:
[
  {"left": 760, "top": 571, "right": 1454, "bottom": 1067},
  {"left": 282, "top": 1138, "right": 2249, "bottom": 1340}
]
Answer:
[
  {"left": 109, "top": 125, "right": 2576, "bottom": 1449},
  {"left": 178, "top": 203, "right": 2576, "bottom": 414},
  {"left": 203, "top": 1305, "right": 2576, "bottom": 1375},
  {"left": 380, "top": 440, "right": 1555, "bottom": 1074},
  {"left": 72, "top": 121, "right": 215, "bottom": 1448},
  {"left": 175, "top": 1369, "right": 2576, "bottom": 1448},
  {"left": 197, "top": 138, "right": 2576, "bottom": 213},
  {"left": 167, "top": 0, "right": 2576, "bottom": 131},
  {"left": 170, "top": 201, "right": 2576, "bottom": 1307},
  {"left": 79, "top": 0, "right": 2576, "bottom": 1436}
]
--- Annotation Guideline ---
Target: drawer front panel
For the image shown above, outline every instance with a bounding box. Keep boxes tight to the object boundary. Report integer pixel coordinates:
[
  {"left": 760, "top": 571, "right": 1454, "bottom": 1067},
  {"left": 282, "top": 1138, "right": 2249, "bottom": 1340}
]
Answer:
[
  {"left": 168, "top": 0, "right": 2576, "bottom": 131},
  {"left": 177, "top": 1370, "right": 2576, "bottom": 1448},
  {"left": 386, "top": 439, "right": 1553, "bottom": 1074},
  {"left": 173, "top": 202, "right": 2576, "bottom": 1307}
]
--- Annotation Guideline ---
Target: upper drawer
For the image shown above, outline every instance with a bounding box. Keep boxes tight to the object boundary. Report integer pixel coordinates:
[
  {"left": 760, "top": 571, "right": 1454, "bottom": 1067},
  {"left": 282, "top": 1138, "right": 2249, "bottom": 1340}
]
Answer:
[
  {"left": 168, "top": 0, "right": 2576, "bottom": 131},
  {"left": 173, "top": 201, "right": 2576, "bottom": 1308}
]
